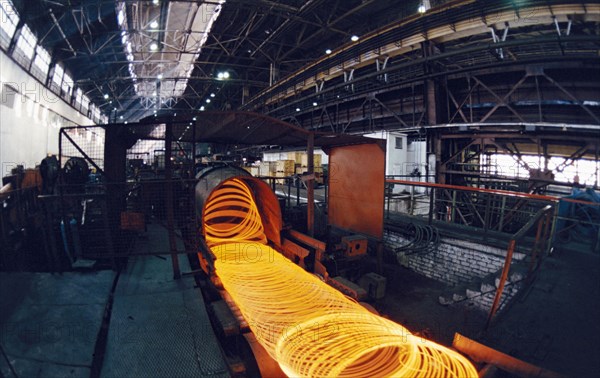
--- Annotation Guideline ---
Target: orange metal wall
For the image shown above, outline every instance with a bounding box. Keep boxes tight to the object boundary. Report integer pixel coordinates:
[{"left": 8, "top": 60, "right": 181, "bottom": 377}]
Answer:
[{"left": 328, "top": 143, "right": 385, "bottom": 239}]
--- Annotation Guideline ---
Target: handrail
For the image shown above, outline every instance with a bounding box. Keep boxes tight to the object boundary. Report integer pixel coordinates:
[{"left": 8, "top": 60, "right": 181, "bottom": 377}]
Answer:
[
  {"left": 513, "top": 205, "right": 553, "bottom": 241},
  {"left": 386, "top": 179, "right": 600, "bottom": 207},
  {"left": 486, "top": 205, "right": 554, "bottom": 328}
]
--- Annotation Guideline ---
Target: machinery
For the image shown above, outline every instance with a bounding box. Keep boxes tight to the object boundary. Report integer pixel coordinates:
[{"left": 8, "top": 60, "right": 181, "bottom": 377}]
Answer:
[{"left": 193, "top": 165, "right": 477, "bottom": 377}]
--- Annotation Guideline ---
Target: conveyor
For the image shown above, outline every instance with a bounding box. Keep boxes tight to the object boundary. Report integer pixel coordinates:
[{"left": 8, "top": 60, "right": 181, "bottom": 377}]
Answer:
[{"left": 194, "top": 166, "right": 477, "bottom": 377}]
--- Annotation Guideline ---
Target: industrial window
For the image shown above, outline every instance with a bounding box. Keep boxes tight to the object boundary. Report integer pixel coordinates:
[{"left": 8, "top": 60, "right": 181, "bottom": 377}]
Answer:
[
  {"left": 62, "top": 72, "right": 73, "bottom": 99},
  {"left": 0, "top": 0, "right": 18, "bottom": 49},
  {"left": 75, "top": 87, "right": 83, "bottom": 109},
  {"left": 81, "top": 94, "right": 90, "bottom": 114},
  {"left": 32, "top": 45, "right": 51, "bottom": 77},
  {"left": 92, "top": 105, "right": 100, "bottom": 123},
  {"left": 15, "top": 25, "right": 36, "bottom": 57},
  {"left": 52, "top": 64, "right": 64, "bottom": 85},
  {"left": 395, "top": 137, "right": 403, "bottom": 149},
  {"left": 14, "top": 24, "right": 36, "bottom": 64},
  {"left": 174, "top": 79, "right": 188, "bottom": 97},
  {"left": 50, "top": 64, "right": 64, "bottom": 94}
]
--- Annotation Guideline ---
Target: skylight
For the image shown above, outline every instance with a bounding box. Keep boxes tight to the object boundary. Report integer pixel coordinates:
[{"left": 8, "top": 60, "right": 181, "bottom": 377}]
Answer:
[{"left": 116, "top": 0, "right": 226, "bottom": 106}]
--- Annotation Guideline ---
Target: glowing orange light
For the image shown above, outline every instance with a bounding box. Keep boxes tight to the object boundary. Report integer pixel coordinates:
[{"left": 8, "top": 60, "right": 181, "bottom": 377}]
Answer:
[{"left": 203, "top": 178, "right": 477, "bottom": 377}]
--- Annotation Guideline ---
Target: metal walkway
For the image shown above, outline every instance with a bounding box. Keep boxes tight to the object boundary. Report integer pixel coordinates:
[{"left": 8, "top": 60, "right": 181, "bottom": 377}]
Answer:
[
  {"left": 101, "top": 232, "right": 229, "bottom": 378},
  {"left": 0, "top": 226, "right": 230, "bottom": 378}
]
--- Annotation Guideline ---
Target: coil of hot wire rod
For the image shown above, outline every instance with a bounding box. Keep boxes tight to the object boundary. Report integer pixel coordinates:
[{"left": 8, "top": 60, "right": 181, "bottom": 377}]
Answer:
[{"left": 203, "top": 178, "right": 477, "bottom": 377}]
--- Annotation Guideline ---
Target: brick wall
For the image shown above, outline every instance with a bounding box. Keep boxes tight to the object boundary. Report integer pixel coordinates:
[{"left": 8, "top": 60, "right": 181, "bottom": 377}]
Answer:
[{"left": 384, "top": 229, "right": 525, "bottom": 286}]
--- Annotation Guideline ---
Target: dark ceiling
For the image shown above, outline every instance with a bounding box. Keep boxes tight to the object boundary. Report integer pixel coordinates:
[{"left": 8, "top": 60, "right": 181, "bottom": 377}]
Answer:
[{"left": 9, "top": 0, "right": 430, "bottom": 120}]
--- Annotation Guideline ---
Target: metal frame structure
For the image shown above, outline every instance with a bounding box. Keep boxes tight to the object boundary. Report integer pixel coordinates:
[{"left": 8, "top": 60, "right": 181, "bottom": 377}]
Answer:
[
  {"left": 244, "top": 2, "right": 600, "bottom": 132},
  {"left": 7, "top": 0, "right": 438, "bottom": 121}
]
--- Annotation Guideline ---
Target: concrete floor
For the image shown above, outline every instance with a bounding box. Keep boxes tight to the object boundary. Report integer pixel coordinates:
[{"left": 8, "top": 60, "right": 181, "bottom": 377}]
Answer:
[
  {"left": 0, "top": 225, "right": 229, "bottom": 378},
  {"left": 0, "top": 270, "right": 115, "bottom": 377},
  {"left": 483, "top": 249, "right": 600, "bottom": 377},
  {"left": 2, "top": 224, "right": 597, "bottom": 377},
  {"left": 374, "top": 262, "right": 486, "bottom": 345},
  {"left": 372, "top": 249, "right": 600, "bottom": 377}
]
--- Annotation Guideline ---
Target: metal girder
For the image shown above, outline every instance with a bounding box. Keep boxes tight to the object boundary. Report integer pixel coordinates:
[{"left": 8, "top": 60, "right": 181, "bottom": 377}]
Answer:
[
  {"left": 470, "top": 76, "right": 526, "bottom": 123},
  {"left": 542, "top": 72, "right": 600, "bottom": 124},
  {"left": 250, "top": 0, "right": 325, "bottom": 60},
  {"left": 277, "top": 0, "right": 378, "bottom": 62},
  {"left": 479, "top": 73, "right": 529, "bottom": 122}
]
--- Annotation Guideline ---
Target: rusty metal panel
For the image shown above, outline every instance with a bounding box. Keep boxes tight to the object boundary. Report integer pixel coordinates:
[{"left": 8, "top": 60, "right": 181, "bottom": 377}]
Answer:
[{"left": 328, "top": 143, "right": 385, "bottom": 239}]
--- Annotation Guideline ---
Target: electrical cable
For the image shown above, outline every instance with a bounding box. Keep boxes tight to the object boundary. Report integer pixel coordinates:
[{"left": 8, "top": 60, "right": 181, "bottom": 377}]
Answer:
[
  {"left": 395, "top": 223, "right": 440, "bottom": 255},
  {"left": 203, "top": 178, "right": 477, "bottom": 377}
]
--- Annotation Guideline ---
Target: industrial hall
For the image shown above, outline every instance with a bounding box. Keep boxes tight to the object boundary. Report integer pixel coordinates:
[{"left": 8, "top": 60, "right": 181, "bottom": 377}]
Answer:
[{"left": 1, "top": 0, "right": 599, "bottom": 377}]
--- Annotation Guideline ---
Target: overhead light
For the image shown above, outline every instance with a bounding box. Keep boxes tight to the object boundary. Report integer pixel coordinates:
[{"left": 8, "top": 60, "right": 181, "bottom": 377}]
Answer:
[
  {"left": 325, "top": 49, "right": 332, "bottom": 54},
  {"left": 120, "top": 115, "right": 124, "bottom": 119},
  {"left": 154, "top": 110, "right": 157, "bottom": 113},
  {"left": 153, "top": 91, "right": 157, "bottom": 96},
  {"left": 217, "top": 71, "right": 230, "bottom": 80},
  {"left": 152, "top": 0, "right": 159, "bottom": 5},
  {"left": 157, "top": 73, "right": 163, "bottom": 80},
  {"left": 200, "top": 106, "right": 205, "bottom": 111},
  {"left": 351, "top": 35, "right": 359, "bottom": 42},
  {"left": 113, "top": 107, "right": 117, "bottom": 111},
  {"left": 103, "top": 94, "right": 109, "bottom": 99},
  {"left": 206, "top": 99, "right": 211, "bottom": 103},
  {"left": 312, "top": 102, "right": 318, "bottom": 106},
  {"left": 418, "top": 3, "right": 427, "bottom": 13},
  {"left": 150, "top": 42, "right": 158, "bottom": 51},
  {"left": 296, "top": 107, "right": 301, "bottom": 112},
  {"left": 210, "top": 93, "right": 215, "bottom": 98},
  {"left": 150, "top": 20, "right": 159, "bottom": 29},
  {"left": 193, "top": 117, "right": 197, "bottom": 121}
]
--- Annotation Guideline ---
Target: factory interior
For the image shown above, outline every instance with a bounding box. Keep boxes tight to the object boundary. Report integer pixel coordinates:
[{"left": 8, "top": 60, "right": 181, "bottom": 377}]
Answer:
[{"left": 1, "top": 0, "right": 599, "bottom": 377}]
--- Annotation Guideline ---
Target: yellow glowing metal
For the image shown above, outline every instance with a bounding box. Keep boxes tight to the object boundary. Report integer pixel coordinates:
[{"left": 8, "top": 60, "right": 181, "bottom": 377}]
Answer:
[{"left": 203, "top": 178, "right": 477, "bottom": 377}]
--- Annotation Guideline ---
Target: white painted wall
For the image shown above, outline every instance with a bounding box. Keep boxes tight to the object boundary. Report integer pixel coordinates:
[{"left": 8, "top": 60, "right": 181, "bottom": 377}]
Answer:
[
  {"left": 364, "top": 131, "right": 406, "bottom": 176},
  {"left": 365, "top": 131, "right": 428, "bottom": 193},
  {"left": 0, "top": 50, "right": 95, "bottom": 177}
]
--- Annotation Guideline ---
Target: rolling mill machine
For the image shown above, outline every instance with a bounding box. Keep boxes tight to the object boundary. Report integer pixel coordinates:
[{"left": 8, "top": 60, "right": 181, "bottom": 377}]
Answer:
[
  {"left": 57, "top": 112, "right": 533, "bottom": 377},
  {"left": 189, "top": 122, "right": 478, "bottom": 377}
]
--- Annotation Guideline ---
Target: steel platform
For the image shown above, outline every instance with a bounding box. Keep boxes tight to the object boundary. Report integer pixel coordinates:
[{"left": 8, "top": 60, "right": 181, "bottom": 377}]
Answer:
[{"left": 100, "top": 232, "right": 229, "bottom": 378}]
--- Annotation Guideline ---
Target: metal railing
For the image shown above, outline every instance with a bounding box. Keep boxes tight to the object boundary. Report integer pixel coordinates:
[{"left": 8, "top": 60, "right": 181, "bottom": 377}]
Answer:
[
  {"left": 386, "top": 179, "right": 557, "bottom": 235},
  {"left": 385, "top": 180, "right": 600, "bottom": 252},
  {"left": 485, "top": 205, "right": 554, "bottom": 328}
]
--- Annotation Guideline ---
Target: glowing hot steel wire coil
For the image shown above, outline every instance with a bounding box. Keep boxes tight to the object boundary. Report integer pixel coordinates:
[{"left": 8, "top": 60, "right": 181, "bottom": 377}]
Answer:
[
  {"left": 203, "top": 178, "right": 477, "bottom": 377},
  {"left": 204, "top": 178, "right": 267, "bottom": 246}
]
